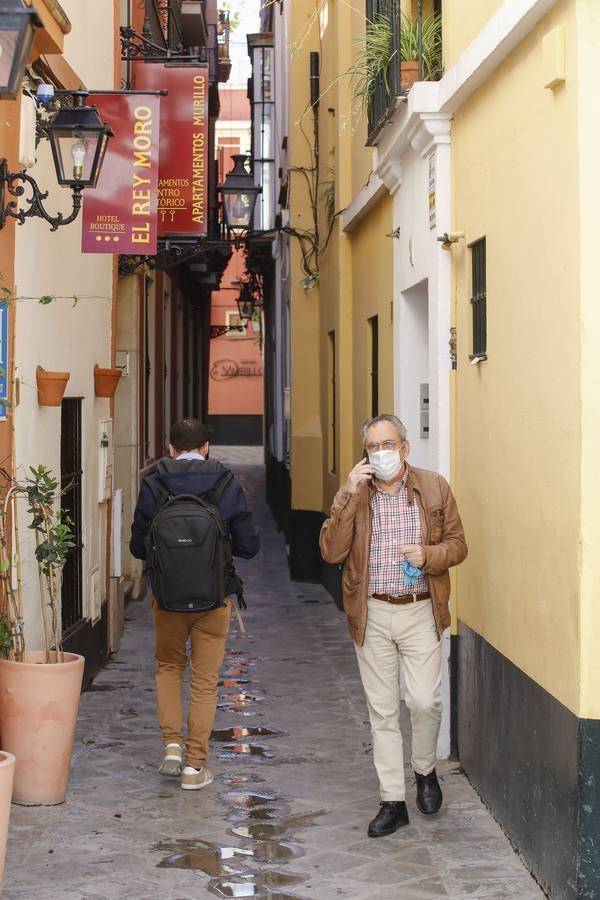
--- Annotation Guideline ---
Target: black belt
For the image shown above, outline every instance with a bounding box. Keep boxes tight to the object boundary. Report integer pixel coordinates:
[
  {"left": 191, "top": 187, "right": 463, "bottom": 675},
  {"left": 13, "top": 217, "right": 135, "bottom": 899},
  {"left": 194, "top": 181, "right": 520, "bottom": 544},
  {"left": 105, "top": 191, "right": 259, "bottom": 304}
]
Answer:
[{"left": 371, "top": 592, "right": 430, "bottom": 605}]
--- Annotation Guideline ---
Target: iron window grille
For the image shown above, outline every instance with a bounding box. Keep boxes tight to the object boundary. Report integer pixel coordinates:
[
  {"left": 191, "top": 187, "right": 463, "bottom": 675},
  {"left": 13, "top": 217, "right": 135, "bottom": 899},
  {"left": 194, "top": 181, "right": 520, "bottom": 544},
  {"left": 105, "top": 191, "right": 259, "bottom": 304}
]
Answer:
[
  {"left": 366, "top": 0, "right": 400, "bottom": 144},
  {"left": 469, "top": 236, "right": 487, "bottom": 359},
  {"left": 61, "top": 398, "right": 83, "bottom": 634}
]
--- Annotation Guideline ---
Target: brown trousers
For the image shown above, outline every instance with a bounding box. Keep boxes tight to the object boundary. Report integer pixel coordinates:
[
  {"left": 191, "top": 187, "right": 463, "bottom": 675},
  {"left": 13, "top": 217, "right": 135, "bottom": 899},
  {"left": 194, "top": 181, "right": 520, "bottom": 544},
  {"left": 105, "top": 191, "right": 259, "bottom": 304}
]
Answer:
[{"left": 152, "top": 596, "right": 232, "bottom": 768}]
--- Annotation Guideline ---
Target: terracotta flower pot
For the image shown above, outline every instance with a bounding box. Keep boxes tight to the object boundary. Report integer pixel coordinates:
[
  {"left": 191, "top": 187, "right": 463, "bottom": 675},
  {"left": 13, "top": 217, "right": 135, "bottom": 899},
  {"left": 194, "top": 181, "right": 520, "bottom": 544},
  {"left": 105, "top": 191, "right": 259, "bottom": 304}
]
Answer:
[
  {"left": 36, "top": 367, "right": 70, "bottom": 407},
  {"left": 0, "top": 752, "right": 15, "bottom": 885},
  {"left": 94, "top": 364, "right": 122, "bottom": 398},
  {"left": 0, "top": 651, "right": 84, "bottom": 806},
  {"left": 401, "top": 60, "right": 419, "bottom": 92}
]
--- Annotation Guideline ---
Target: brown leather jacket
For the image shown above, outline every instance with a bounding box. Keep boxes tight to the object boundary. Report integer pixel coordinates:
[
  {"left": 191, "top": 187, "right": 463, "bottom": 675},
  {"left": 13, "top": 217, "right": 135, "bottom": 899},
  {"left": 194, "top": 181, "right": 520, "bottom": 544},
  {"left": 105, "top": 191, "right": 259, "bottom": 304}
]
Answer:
[{"left": 319, "top": 464, "right": 468, "bottom": 645}]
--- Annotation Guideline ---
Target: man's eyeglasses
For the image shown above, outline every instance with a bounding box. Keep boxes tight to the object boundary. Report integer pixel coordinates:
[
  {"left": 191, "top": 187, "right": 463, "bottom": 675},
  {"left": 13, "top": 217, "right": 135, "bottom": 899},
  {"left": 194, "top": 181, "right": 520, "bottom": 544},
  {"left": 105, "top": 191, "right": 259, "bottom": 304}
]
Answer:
[{"left": 365, "top": 440, "right": 401, "bottom": 452}]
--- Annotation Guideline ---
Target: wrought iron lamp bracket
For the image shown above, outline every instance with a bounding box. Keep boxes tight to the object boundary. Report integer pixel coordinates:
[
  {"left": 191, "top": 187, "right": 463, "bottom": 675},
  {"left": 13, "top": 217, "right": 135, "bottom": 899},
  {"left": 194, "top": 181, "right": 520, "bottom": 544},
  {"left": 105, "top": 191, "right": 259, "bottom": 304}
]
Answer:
[
  {"left": 210, "top": 324, "right": 246, "bottom": 339},
  {"left": 119, "top": 25, "right": 188, "bottom": 61},
  {"left": 118, "top": 254, "right": 154, "bottom": 276},
  {"left": 0, "top": 159, "right": 82, "bottom": 231}
]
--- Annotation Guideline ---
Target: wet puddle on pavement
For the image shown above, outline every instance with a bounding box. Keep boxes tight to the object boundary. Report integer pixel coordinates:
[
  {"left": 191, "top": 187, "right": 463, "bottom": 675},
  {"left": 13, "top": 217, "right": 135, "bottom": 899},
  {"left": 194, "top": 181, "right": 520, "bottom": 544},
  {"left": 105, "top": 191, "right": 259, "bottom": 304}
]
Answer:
[
  {"left": 218, "top": 693, "right": 265, "bottom": 710},
  {"left": 221, "top": 790, "right": 282, "bottom": 807},
  {"left": 215, "top": 773, "right": 265, "bottom": 786},
  {"left": 225, "top": 804, "right": 292, "bottom": 824},
  {"left": 207, "top": 872, "right": 307, "bottom": 898},
  {"left": 150, "top": 641, "right": 312, "bottom": 900},
  {"left": 218, "top": 743, "right": 276, "bottom": 760},
  {"left": 154, "top": 839, "right": 254, "bottom": 875},
  {"left": 211, "top": 727, "right": 284, "bottom": 741}
]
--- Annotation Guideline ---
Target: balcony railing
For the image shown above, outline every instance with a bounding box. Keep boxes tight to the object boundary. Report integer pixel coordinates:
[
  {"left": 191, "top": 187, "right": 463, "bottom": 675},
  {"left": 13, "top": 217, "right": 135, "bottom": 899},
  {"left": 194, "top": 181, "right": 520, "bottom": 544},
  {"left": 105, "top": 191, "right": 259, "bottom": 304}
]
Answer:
[
  {"left": 366, "top": 0, "right": 400, "bottom": 143},
  {"left": 217, "top": 9, "right": 231, "bottom": 81},
  {"left": 365, "top": 0, "right": 442, "bottom": 145},
  {"left": 143, "top": 0, "right": 184, "bottom": 52}
]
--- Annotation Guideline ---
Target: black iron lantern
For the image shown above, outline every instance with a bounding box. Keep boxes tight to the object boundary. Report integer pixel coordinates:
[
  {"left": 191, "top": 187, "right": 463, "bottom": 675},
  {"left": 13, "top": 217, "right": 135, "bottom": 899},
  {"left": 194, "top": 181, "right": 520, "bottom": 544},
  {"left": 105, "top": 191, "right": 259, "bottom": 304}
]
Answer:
[
  {"left": 47, "top": 93, "right": 114, "bottom": 188},
  {"left": 0, "top": 90, "right": 114, "bottom": 230},
  {"left": 0, "top": 0, "right": 41, "bottom": 99},
  {"left": 219, "top": 154, "right": 261, "bottom": 231},
  {"left": 236, "top": 286, "right": 255, "bottom": 321}
]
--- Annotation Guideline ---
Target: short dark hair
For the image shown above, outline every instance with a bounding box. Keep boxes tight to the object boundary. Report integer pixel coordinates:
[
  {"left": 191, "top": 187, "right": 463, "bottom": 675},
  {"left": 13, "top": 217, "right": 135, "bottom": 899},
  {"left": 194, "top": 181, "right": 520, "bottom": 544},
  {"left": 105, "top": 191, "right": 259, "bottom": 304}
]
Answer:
[{"left": 169, "top": 418, "right": 209, "bottom": 452}]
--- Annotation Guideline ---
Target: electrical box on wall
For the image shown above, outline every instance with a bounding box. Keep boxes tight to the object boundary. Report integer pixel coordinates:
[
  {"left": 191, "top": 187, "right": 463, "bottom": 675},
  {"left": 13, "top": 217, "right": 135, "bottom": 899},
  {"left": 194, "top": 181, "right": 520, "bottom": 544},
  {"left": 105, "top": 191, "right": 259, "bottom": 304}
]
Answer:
[
  {"left": 420, "top": 383, "right": 430, "bottom": 439},
  {"left": 98, "top": 418, "right": 113, "bottom": 502}
]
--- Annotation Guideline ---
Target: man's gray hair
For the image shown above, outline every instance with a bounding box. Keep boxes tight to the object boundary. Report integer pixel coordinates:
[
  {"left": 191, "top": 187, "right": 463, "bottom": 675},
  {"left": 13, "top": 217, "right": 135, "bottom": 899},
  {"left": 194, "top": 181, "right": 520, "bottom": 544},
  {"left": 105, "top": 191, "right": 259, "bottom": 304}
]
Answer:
[{"left": 361, "top": 414, "right": 408, "bottom": 444}]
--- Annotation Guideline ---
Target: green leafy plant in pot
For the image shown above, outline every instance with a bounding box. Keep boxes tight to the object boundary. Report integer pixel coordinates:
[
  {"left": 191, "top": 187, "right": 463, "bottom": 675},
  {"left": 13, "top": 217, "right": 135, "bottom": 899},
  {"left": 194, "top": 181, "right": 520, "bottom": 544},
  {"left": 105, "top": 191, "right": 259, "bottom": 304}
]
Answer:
[
  {"left": 0, "top": 465, "right": 85, "bottom": 806},
  {"left": 399, "top": 11, "right": 443, "bottom": 89},
  {"left": 350, "top": 12, "right": 443, "bottom": 111}
]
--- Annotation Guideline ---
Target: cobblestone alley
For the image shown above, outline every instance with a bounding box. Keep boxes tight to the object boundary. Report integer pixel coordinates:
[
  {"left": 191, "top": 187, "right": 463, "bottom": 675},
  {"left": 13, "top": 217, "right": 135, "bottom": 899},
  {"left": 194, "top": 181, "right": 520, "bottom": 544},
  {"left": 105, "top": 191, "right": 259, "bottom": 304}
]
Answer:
[{"left": 4, "top": 451, "right": 545, "bottom": 900}]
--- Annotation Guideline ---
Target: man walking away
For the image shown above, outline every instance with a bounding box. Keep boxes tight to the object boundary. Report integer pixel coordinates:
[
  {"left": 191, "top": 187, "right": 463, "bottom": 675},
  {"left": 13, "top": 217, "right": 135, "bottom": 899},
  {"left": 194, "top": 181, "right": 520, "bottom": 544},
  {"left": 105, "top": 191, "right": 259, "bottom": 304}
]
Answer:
[
  {"left": 130, "top": 418, "right": 259, "bottom": 790},
  {"left": 320, "top": 414, "right": 467, "bottom": 836}
]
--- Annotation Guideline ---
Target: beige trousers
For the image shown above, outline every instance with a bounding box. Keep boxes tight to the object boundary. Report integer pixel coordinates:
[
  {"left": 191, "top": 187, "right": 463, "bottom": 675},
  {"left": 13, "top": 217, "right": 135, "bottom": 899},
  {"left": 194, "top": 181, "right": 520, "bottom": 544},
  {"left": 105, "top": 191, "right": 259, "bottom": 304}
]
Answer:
[
  {"left": 152, "top": 596, "right": 232, "bottom": 769},
  {"left": 355, "top": 597, "right": 442, "bottom": 801}
]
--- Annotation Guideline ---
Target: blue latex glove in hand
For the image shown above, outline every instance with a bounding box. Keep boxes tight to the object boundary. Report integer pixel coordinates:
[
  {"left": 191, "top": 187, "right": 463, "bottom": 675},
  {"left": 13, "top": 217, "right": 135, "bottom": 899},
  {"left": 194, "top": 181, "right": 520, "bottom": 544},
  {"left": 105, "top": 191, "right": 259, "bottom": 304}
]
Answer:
[{"left": 402, "top": 558, "right": 422, "bottom": 587}]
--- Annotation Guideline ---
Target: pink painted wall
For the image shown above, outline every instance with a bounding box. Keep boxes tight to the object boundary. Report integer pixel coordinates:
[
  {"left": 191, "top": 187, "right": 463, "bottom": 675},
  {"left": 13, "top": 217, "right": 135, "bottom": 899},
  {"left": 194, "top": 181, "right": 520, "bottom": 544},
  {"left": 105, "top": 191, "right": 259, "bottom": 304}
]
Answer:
[
  {"left": 208, "top": 248, "right": 264, "bottom": 415},
  {"left": 209, "top": 85, "right": 264, "bottom": 418}
]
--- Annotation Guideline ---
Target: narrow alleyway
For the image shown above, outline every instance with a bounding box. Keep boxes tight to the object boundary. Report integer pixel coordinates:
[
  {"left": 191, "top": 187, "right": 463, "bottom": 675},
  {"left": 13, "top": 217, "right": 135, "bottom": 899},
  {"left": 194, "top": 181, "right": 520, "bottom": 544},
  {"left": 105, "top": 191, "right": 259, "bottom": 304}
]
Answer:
[{"left": 4, "top": 451, "right": 544, "bottom": 900}]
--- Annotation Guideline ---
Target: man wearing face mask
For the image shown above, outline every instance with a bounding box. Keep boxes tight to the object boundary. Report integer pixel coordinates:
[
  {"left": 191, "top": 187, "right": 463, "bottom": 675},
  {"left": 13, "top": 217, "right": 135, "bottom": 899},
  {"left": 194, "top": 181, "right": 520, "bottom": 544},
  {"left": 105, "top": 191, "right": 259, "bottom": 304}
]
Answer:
[{"left": 320, "top": 414, "right": 467, "bottom": 838}]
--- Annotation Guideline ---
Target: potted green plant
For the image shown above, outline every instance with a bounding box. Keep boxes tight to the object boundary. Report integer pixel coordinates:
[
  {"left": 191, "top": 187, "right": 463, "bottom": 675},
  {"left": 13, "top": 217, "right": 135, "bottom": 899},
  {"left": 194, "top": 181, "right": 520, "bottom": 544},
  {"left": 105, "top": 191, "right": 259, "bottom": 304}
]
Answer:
[
  {"left": 350, "top": 12, "right": 443, "bottom": 110},
  {"left": 0, "top": 465, "right": 84, "bottom": 806},
  {"left": 399, "top": 11, "right": 443, "bottom": 90},
  {"left": 350, "top": 16, "right": 396, "bottom": 115}
]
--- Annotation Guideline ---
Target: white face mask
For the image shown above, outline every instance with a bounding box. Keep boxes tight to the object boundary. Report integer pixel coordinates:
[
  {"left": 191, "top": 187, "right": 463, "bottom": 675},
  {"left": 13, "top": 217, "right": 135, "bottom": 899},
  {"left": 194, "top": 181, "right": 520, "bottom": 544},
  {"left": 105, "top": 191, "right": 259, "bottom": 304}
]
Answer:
[{"left": 369, "top": 449, "right": 402, "bottom": 481}]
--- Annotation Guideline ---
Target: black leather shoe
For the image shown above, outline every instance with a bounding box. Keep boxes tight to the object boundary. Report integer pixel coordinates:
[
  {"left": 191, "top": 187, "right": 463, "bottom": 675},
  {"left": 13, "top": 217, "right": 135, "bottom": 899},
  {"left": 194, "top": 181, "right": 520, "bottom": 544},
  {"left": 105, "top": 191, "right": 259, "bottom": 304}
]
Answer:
[
  {"left": 367, "top": 801, "right": 409, "bottom": 837},
  {"left": 415, "top": 769, "right": 442, "bottom": 814}
]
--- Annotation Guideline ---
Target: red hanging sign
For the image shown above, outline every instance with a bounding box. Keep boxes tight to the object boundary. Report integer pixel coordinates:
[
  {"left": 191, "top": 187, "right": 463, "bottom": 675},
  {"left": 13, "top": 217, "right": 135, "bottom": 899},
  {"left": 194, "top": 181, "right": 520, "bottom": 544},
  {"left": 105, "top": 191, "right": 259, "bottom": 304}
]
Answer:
[
  {"left": 81, "top": 93, "right": 161, "bottom": 254},
  {"left": 134, "top": 64, "right": 209, "bottom": 235}
]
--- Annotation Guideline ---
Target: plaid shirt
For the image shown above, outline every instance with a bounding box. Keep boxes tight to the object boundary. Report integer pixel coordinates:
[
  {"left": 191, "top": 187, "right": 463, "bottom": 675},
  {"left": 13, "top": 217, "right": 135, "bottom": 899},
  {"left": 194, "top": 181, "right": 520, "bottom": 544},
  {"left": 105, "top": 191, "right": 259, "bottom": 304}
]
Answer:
[{"left": 368, "top": 471, "right": 429, "bottom": 596}]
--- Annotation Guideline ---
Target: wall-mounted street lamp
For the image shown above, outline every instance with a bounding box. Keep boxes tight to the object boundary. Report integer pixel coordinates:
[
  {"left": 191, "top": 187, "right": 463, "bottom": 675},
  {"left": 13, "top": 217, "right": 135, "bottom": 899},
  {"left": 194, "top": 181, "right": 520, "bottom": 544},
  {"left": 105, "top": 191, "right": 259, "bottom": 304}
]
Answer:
[
  {"left": 0, "top": 0, "right": 42, "bottom": 99},
  {"left": 0, "top": 92, "right": 114, "bottom": 230},
  {"left": 236, "top": 284, "right": 255, "bottom": 321},
  {"left": 219, "top": 154, "right": 262, "bottom": 233}
]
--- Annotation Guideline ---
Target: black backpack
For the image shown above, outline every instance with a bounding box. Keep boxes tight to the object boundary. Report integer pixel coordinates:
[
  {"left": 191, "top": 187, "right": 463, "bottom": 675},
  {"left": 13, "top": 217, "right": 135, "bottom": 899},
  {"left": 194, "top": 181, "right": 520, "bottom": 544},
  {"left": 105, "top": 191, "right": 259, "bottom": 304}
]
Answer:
[{"left": 144, "top": 471, "right": 245, "bottom": 613}]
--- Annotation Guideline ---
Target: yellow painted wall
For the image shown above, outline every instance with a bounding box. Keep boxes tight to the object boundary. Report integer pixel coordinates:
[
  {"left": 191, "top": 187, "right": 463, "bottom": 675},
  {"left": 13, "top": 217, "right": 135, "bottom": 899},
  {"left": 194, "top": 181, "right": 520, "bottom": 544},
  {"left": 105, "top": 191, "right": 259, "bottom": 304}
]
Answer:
[
  {"left": 288, "top": 0, "right": 394, "bottom": 515},
  {"left": 453, "top": 0, "right": 581, "bottom": 714},
  {"left": 443, "top": 0, "right": 502, "bottom": 68},
  {"left": 350, "top": 196, "right": 394, "bottom": 464},
  {"left": 576, "top": 0, "right": 600, "bottom": 720},
  {"left": 289, "top": 0, "right": 324, "bottom": 513}
]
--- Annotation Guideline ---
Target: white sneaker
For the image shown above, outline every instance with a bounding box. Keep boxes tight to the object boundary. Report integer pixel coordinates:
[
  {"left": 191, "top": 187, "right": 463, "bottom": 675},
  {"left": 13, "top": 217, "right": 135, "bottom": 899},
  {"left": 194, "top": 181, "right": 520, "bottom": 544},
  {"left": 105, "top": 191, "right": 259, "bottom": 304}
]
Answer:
[
  {"left": 159, "top": 743, "right": 184, "bottom": 777},
  {"left": 181, "top": 765, "right": 214, "bottom": 791}
]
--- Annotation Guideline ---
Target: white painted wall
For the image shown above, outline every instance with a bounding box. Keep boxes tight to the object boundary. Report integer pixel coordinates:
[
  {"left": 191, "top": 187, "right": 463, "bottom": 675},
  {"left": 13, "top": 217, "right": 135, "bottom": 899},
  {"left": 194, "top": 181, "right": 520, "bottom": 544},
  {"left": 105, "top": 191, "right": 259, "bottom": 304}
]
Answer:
[
  {"left": 12, "top": 2, "right": 115, "bottom": 650},
  {"left": 13, "top": 173, "right": 113, "bottom": 648},
  {"left": 374, "top": 104, "right": 453, "bottom": 757},
  {"left": 398, "top": 279, "right": 430, "bottom": 468}
]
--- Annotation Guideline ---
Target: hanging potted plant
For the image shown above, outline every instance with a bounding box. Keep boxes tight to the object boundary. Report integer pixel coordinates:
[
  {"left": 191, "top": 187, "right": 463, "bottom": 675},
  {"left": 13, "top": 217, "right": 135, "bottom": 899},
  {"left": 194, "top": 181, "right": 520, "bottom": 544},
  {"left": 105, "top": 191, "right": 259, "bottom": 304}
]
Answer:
[
  {"left": 36, "top": 366, "right": 70, "bottom": 407},
  {"left": 0, "top": 465, "right": 84, "bottom": 806},
  {"left": 399, "top": 11, "right": 443, "bottom": 91},
  {"left": 94, "top": 363, "right": 122, "bottom": 399},
  {"left": 350, "top": 16, "right": 396, "bottom": 116}
]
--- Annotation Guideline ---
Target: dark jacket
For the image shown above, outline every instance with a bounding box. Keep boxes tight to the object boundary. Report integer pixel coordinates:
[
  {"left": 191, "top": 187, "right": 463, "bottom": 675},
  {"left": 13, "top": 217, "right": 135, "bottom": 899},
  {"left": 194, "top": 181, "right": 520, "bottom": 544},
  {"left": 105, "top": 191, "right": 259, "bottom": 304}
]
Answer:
[{"left": 129, "top": 456, "right": 260, "bottom": 563}]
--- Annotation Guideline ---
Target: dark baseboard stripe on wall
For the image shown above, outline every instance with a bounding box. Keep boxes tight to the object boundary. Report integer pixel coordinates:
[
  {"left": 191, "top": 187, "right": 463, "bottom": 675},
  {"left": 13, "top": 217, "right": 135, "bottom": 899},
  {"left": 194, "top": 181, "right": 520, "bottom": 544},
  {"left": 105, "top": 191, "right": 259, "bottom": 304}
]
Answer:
[
  {"left": 449, "top": 633, "right": 459, "bottom": 760},
  {"left": 457, "top": 621, "right": 581, "bottom": 899},
  {"left": 577, "top": 719, "right": 600, "bottom": 897}
]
